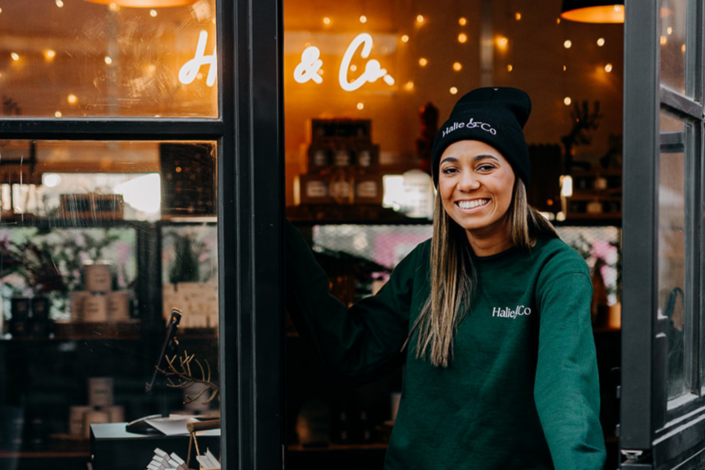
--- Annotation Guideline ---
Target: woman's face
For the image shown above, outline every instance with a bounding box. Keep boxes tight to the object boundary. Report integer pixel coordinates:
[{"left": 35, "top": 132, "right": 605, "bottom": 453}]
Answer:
[{"left": 438, "top": 140, "right": 516, "bottom": 236}]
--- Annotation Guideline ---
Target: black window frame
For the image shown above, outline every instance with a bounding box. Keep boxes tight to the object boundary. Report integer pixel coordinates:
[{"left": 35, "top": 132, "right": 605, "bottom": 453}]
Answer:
[
  {"left": 0, "top": 0, "right": 285, "bottom": 468},
  {"left": 622, "top": 0, "right": 705, "bottom": 468}
]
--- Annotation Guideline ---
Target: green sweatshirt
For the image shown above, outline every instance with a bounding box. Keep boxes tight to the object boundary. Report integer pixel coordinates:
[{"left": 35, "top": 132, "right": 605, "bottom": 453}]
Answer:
[{"left": 285, "top": 220, "right": 607, "bottom": 470}]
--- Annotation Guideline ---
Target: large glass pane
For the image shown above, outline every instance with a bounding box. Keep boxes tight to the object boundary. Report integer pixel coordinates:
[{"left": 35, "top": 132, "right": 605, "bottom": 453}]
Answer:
[
  {"left": 658, "top": 112, "right": 689, "bottom": 401},
  {"left": 0, "top": 1, "right": 217, "bottom": 118},
  {"left": 659, "top": 0, "right": 688, "bottom": 95},
  {"left": 0, "top": 140, "right": 219, "bottom": 468}
]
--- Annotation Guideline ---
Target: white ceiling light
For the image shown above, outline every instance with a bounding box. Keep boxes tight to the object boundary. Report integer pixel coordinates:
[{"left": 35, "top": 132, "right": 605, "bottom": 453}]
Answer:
[{"left": 84, "top": 0, "right": 197, "bottom": 7}]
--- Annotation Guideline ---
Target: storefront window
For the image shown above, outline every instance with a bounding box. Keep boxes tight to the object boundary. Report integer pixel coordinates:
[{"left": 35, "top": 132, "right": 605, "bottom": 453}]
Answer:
[
  {"left": 0, "top": 1, "right": 217, "bottom": 118},
  {"left": 659, "top": 0, "right": 687, "bottom": 96},
  {"left": 0, "top": 140, "right": 219, "bottom": 468}
]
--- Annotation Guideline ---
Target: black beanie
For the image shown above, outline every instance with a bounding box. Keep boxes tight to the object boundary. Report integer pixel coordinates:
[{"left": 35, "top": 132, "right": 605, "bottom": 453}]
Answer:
[{"left": 431, "top": 86, "right": 532, "bottom": 187}]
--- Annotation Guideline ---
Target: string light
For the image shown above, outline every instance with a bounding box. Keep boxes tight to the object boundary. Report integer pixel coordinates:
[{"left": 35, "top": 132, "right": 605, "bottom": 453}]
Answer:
[
  {"left": 564, "top": 97, "right": 572, "bottom": 106},
  {"left": 450, "top": 87, "right": 458, "bottom": 95},
  {"left": 0, "top": 8, "right": 3, "bottom": 13},
  {"left": 350, "top": 64, "right": 357, "bottom": 72},
  {"left": 401, "top": 35, "right": 409, "bottom": 43},
  {"left": 458, "top": 33, "right": 468, "bottom": 44},
  {"left": 682, "top": 44, "right": 686, "bottom": 53},
  {"left": 458, "top": 17, "right": 467, "bottom": 26},
  {"left": 556, "top": 18, "right": 561, "bottom": 24},
  {"left": 150, "top": 9, "right": 157, "bottom": 17},
  {"left": 55, "top": 0, "right": 64, "bottom": 7},
  {"left": 563, "top": 65, "right": 567, "bottom": 71},
  {"left": 515, "top": 12, "right": 521, "bottom": 20},
  {"left": 496, "top": 37, "right": 509, "bottom": 49},
  {"left": 108, "top": 3, "right": 120, "bottom": 11},
  {"left": 55, "top": 111, "right": 62, "bottom": 118},
  {"left": 44, "top": 50, "right": 56, "bottom": 60},
  {"left": 453, "top": 62, "right": 462, "bottom": 71},
  {"left": 357, "top": 102, "right": 364, "bottom": 110},
  {"left": 564, "top": 40, "right": 572, "bottom": 49},
  {"left": 597, "top": 38, "right": 605, "bottom": 46},
  {"left": 148, "top": 64, "right": 156, "bottom": 72},
  {"left": 323, "top": 17, "right": 331, "bottom": 25},
  {"left": 416, "top": 14, "right": 424, "bottom": 23},
  {"left": 507, "top": 64, "right": 513, "bottom": 72},
  {"left": 360, "top": 15, "right": 367, "bottom": 23},
  {"left": 67, "top": 94, "right": 78, "bottom": 104},
  {"left": 419, "top": 58, "right": 428, "bottom": 66},
  {"left": 667, "top": 27, "right": 673, "bottom": 35},
  {"left": 605, "top": 63, "right": 613, "bottom": 72},
  {"left": 104, "top": 56, "right": 113, "bottom": 64},
  {"left": 660, "top": 36, "right": 667, "bottom": 45},
  {"left": 405, "top": 81, "right": 414, "bottom": 91},
  {"left": 10, "top": 52, "right": 19, "bottom": 61}
]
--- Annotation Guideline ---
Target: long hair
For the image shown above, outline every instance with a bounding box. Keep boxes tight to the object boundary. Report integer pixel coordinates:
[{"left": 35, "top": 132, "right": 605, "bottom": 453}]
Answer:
[{"left": 401, "top": 178, "right": 558, "bottom": 368}]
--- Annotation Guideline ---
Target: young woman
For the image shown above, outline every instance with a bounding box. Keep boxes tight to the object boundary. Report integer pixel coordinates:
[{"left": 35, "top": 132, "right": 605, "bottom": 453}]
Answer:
[{"left": 285, "top": 87, "right": 606, "bottom": 469}]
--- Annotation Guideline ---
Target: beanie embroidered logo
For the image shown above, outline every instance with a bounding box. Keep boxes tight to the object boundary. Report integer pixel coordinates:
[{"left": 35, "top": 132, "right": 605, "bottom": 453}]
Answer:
[
  {"left": 492, "top": 305, "right": 531, "bottom": 319},
  {"left": 441, "top": 118, "right": 497, "bottom": 138}
]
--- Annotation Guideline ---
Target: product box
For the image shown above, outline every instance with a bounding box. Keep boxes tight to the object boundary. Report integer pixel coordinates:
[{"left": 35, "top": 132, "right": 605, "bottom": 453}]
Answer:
[
  {"left": 308, "top": 119, "right": 372, "bottom": 145},
  {"left": 294, "top": 174, "right": 333, "bottom": 205},
  {"left": 59, "top": 194, "right": 124, "bottom": 221},
  {"left": 354, "top": 174, "right": 384, "bottom": 204},
  {"left": 353, "top": 144, "right": 380, "bottom": 172},
  {"left": 306, "top": 141, "right": 334, "bottom": 174}
]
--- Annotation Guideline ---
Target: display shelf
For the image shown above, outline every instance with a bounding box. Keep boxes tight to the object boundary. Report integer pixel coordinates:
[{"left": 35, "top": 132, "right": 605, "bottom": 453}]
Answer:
[
  {"left": 53, "top": 320, "right": 142, "bottom": 340},
  {"left": 287, "top": 204, "right": 432, "bottom": 225},
  {"left": 287, "top": 443, "right": 388, "bottom": 452},
  {"left": 0, "top": 450, "right": 90, "bottom": 459}
]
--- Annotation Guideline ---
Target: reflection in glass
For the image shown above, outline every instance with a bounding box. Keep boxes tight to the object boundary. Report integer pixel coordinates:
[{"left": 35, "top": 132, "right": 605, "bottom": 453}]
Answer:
[
  {"left": 658, "top": 112, "right": 688, "bottom": 400},
  {"left": 659, "top": 0, "right": 687, "bottom": 95},
  {"left": 0, "top": 140, "right": 219, "bottom": 466},
  {"left": 0, "top": 0, "right": 217, "bottom": 117}
]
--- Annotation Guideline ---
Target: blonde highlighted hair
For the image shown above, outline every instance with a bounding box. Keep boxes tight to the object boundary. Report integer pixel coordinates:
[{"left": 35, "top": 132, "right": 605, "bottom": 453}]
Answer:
[{"left": 401, "top": 178, "right": 558, "bottom": 368}]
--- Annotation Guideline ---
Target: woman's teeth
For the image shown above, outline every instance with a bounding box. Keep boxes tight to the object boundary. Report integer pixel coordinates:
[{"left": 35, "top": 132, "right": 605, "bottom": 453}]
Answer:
[{"left": 457, "top": 199, "right": 489, "bottom": 209}]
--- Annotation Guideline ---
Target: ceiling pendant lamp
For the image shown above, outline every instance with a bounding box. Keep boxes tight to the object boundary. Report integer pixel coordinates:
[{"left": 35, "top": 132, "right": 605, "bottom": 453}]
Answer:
[
  {"left": 84, "top": 0, "right": 197, "bottom": 7},
  {"left": 560, "top": 0, "right": 625, "bottom": 23}
]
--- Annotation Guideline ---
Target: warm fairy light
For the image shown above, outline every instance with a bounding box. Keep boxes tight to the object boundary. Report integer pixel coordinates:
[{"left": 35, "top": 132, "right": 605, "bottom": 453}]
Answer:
[
  {"left": 453, "top": 62, "right": 462, "bottom": 71},
  {"left": 450, "top": 87, "right": 458, "bottom": 95},
  {"left": 0, "top": 8, "right": 3, "bottom": 13},
  {"left": 68, "top": 94, "right": 78, "bottom": 104},
  {"left": 667, "top": 27, "right": 673, "bottom": 35},
  {"left": 405, "top": 81, "right": 414, "bottom": 91},
  {"left": 660, "top": 36, "right": 667, "bottom": 45},
  {"left": 458, "top": 33, "right": 468, "bottom": 44},
  {"left": 350, "top": 64, "right": 357, "bottom": 72},
  {"left": 605, "top": 63, "right": 613, "bottom": 72},
  {"left": 515, "top": 12, "right": 521, "bottom": 20},
  {"left": 556, "top": 18, "right": 561, "bottom": 24},
  {"left": 401, "top": 35, "right": 409, "bottom": 43},
  {"left": 459, "top": 17, "right": 467, "bottom": 26},
  {"left": 55, "top": 0, "right": 64, "bottom": 7},
  {"left": 597, "top": 38, "right": 605, "bottom": 46},
  {"left": 416, "top": 15, "right": 424, "bottom": 23},
  {"left": 148, "top": 64, "right": 156, "bottom": 72},
  {"left": 507, "top": 64, "right": 513, "bottom": 72},
  {"left": 614, "top": 5, "right": 623, "bottom": 12},
  {"left": 360, "top": 15, "right": 367, "bottom": 23},
  {"left": 563, "top": 65, "right": 567, "bottom": 71},
  {"left": 45, "top": 50, "right": 56, "bottom": 60},
  {"left": 564, "top": 97, "right": 572, "bottom": 106},
  {"left": 357, "top": 102, "right": 364, "bottom": 110},
  {"left": 419, "top": 58, "right": 428, "bottom": 66},
  {"left": 682, "top": 44, "right": 686, "bottom": 53},
  {"left": 150, "top": 9, "right": 157, "bottom": 17},
  {"left": 10, "top": 52, "right": 19, "bottom": 61},
  {"left": 564, "top": 40, "right": 572, "bottom": 49},
  {"left": 108, "top": 3, "right": 120, "bottom": 11},
  {"left": 383, "top": 75, "right": 395, "bottom": 85},
  {"left": 317, "top": 69, "right": 324, "bottom": 76},
  {"left": 323, "top": 17, "right": 331, "bottom": 25},
  {"left": 54, "top": 111, "right": 62, "bottom": 118},
  {"left": 104, "top": 56, "right": 113, "bottom": 64},
  {"left": 197, "top": 72, "right": 204, "bottom": 79},
  {"left": 496, "top": 36, "right": 509, "bottom": 50}
]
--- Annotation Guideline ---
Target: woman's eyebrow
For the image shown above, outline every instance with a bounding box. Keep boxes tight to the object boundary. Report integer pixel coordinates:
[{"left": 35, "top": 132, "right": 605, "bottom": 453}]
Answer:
[
  {"left": 472, "top": 154, "right": 499, "bottom": 162},
  {"left": 440, "top": 156, "right": 458, "bottom": 165}
]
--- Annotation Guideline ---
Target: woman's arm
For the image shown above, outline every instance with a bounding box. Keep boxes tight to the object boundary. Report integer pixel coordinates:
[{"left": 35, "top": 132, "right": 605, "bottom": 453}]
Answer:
[
  {"left": 285, "top": 219, "right": 419, "bottom": 385},
  {"left": 533, "top": 271, "right": 607, "bottom": 470}
]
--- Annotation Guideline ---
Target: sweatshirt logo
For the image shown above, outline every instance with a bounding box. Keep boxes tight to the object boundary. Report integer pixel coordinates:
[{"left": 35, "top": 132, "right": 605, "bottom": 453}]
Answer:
[
  {"left": 442, "top": 118, "right": 497, "bottom": 138},
  {"left": 492, "top": 305, "right": 531, "bottom": 319}
]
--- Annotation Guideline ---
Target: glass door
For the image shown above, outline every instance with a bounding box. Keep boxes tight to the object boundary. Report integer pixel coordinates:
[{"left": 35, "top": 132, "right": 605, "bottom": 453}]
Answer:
[{"left": 621, "top": 0, "right": 704, "bottom": 468}]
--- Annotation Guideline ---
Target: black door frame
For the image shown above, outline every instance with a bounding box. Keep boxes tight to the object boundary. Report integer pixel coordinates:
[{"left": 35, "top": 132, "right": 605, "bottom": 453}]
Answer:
[
  {"left": 0, "top": 0, "right": 285, "bottom": 468},
  {"left": 622, "top": 0, "right": 705, "bottom": 468}
]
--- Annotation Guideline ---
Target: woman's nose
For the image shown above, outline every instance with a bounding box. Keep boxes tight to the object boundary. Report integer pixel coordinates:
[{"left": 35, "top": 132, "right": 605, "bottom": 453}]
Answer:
[{"left": 458, "top": 171, "right": 480, "bottom": 191}]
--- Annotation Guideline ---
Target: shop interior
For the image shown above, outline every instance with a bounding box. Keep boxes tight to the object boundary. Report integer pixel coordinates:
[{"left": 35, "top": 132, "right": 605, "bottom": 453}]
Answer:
[{"left": 0, "top": 0, "right": 685, "bottom": 469}]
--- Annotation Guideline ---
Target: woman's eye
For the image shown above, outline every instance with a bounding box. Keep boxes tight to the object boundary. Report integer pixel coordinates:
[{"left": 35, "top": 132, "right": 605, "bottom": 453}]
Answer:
[
  {"left": 477, "top": 164, "right": 495, "bottom": 172},
  {"left": 442, "top": 167, "right": 458, "bottom": 174}
]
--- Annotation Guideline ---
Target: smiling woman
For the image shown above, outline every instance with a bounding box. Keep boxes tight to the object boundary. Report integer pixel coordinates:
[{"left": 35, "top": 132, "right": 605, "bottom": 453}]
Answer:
[{"left": 285, "top": 86, "right": 607, "bottom": 470}]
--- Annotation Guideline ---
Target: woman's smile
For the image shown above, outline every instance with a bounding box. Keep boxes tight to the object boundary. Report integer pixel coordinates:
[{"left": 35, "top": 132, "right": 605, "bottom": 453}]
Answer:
[{"left": 455, "top": 198, "right": 491, "bottom": 212}]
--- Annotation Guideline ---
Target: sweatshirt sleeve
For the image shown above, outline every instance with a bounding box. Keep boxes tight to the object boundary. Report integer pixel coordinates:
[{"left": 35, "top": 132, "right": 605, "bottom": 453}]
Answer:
[
  {"left": 533, "top": 271, "right": 607, "bottom": 470},
  {"left": 284, "top": 219, "right": 419, "bottom": 385}
]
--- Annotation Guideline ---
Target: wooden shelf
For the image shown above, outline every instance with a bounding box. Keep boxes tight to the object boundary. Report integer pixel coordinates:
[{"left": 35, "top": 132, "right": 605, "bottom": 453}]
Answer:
[
  {"left": 54, "top": 320, "right": 142, "bottom": 340},
  {"left": 287, "top": 443, "right": 388, "bottom": 452},
  {"left": 0, "top": 451, "right": 90, "bottom": 459}
]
